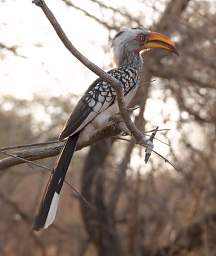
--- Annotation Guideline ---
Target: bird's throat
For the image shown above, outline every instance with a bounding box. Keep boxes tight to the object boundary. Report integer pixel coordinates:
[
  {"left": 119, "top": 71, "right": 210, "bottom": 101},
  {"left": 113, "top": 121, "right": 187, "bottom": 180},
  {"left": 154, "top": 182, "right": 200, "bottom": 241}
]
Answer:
[{"left": 120, "top": 49, "right": 142, "bottom": 69}]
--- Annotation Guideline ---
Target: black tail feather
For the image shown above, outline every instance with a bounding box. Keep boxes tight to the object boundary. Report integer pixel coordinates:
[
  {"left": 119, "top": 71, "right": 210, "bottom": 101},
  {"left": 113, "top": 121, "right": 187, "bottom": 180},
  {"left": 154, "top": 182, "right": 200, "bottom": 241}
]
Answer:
[{"left": 33, "top": 133, "right": 79, "bottom": 231}]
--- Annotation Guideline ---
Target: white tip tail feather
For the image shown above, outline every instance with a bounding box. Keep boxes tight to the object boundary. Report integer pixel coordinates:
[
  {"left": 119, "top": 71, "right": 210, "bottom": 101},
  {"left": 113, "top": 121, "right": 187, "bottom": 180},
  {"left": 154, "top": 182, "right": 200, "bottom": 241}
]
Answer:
[
  {"left": 33, "top": 135, "right": 80, "bottom": 231},
  {"left": 44, "top": 192, "right": 60, "bottom": 229}
]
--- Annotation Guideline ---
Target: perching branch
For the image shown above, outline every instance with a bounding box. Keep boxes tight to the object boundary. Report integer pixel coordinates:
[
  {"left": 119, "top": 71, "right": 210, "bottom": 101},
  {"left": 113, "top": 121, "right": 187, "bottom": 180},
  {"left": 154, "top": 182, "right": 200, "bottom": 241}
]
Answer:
[
  {"left": 0, "top": 115, "right": 172, "bottom": 171},
  {"left": 0, "top": 122, "right": 121, "bottom": 170}
]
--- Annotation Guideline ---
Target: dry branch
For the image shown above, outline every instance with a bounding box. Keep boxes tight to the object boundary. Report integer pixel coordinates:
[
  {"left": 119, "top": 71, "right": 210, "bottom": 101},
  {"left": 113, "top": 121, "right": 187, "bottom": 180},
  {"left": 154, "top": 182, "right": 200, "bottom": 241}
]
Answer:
[{"left": 0, "top": 123, "right": 121, "bottom": 170}]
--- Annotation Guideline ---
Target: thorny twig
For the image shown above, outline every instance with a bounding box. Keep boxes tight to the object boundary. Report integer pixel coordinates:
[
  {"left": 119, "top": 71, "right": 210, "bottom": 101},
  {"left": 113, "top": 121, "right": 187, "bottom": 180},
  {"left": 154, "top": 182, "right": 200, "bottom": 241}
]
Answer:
[{"left": 152, "top": 150, "right": 179, "bottom": 172}]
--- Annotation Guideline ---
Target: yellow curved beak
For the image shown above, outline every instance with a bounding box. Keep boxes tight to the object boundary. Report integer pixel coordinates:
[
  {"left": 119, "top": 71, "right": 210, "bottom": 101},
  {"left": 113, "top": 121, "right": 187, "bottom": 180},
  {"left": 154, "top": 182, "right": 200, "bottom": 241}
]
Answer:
[{"left": 144, "top": 32, "right": 179, "bottom": 55}]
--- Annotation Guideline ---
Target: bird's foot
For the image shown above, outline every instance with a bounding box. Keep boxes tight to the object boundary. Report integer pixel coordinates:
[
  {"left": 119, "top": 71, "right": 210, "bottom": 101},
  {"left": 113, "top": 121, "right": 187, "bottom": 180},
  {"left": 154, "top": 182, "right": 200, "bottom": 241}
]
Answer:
[
  {"left": 110, "top": 114, "right": 131, "bottom": 136},
  {"left": 119, "top": 121, "right": 131, "bottom": 136}
]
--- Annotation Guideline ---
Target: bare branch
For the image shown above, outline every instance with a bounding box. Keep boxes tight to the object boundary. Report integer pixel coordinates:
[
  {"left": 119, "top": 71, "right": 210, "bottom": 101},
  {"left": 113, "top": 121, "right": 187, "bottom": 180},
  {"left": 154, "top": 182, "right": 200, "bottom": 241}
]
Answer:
[
  {"left": 0, "top": 122, "right": 121, "bottom": 170},
  {"left": 61, "top": 0, "right": 119, "bottom": 30},
  {"left": 0, "top": 140, "right": 59, "bottom": 152},
  {"left": 0, "top": 42, "right": 19, "bottom": 55}
]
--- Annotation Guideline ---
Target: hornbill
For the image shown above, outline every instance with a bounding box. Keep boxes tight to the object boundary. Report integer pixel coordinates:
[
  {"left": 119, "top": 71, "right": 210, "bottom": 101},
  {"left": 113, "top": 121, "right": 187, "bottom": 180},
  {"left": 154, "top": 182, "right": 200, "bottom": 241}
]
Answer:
[{"left": 33, "top": 27, "right": 178, "bottom": 231}]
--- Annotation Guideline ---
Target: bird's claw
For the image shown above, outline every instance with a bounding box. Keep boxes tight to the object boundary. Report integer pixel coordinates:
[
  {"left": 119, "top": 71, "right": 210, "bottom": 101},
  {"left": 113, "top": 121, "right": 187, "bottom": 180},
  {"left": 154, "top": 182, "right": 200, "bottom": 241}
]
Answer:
[{"left": 119, "top": 121, "right": 131, "bottom": 136}]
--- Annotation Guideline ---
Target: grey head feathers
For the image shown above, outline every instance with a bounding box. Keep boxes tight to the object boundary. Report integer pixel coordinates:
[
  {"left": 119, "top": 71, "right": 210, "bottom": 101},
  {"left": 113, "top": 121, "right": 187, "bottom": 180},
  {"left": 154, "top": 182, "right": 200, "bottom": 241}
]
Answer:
[{"left": 112, "top": 27, "right": 150, "bottom": 66}]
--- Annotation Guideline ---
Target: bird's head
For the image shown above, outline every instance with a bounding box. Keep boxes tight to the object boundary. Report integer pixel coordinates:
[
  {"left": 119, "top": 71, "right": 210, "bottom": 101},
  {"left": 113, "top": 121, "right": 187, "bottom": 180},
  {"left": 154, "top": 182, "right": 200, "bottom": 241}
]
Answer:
[{"left": 112, "top": 27, "right": 178, "bottom": 66}]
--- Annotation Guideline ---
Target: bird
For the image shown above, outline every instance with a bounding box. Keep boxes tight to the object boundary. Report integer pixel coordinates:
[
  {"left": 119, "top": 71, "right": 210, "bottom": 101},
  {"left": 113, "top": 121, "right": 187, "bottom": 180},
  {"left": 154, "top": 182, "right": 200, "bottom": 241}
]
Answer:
[{"left": 33, "top": 27, "right": 178, "bottom": 231}]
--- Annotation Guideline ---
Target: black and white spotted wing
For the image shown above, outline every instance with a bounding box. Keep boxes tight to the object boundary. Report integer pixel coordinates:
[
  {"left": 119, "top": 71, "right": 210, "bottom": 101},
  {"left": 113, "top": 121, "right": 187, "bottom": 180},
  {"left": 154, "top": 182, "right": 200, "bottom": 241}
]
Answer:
[{"left": 59, "top": 67, "right": 138, "bottom": 140}]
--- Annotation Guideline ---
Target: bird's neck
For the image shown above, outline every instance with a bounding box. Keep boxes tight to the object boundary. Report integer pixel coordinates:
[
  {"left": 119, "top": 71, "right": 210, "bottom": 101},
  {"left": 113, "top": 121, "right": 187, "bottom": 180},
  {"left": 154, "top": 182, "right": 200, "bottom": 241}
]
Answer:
[{"left": 120, "top": 50, "right": 142, "bottom": 69}]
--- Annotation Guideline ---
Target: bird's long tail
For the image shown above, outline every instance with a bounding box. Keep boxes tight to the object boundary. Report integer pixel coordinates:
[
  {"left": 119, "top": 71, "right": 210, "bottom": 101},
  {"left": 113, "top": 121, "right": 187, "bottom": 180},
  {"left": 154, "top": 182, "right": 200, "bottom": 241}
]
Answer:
[{"left": 33, "top": 133, "right": 79, "bottom": 231}]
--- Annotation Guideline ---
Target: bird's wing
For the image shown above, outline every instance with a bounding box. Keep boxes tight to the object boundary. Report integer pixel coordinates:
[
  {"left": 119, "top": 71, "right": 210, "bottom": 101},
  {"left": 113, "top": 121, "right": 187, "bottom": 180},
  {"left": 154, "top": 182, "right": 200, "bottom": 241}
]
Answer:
[
  {"left": 59, "top": 67, "right": 138, "bottom": 140},
  {"left": 59, "top": 94, "right": 96, "bottom": 140},
  {"left": 59, "top": 76, "right": 115, "bottom": 140}
]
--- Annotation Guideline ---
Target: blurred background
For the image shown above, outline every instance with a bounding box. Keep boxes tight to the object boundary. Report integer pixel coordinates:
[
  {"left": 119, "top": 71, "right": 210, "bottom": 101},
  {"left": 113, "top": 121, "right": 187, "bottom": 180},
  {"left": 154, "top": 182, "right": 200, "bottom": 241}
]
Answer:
[{"left": 0, "top": 0, "right": 216, "bottom": 255}]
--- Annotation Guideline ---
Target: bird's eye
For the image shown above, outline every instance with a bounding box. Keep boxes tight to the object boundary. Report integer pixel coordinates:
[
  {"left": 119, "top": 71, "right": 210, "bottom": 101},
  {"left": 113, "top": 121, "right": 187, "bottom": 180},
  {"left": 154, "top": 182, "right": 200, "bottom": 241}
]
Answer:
[{"left": 137, "top": 33, "right": 146, "bottom": 42}]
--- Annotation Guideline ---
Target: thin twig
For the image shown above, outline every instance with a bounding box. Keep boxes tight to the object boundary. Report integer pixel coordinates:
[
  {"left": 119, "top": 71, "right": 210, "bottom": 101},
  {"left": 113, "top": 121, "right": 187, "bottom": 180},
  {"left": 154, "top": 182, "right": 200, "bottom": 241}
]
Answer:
[
  {"left": 152, "top": 150, "right": 179, "bottom": 172},
  {"left": 0, "top": 151, "right": 94, "bottom": 210},
  {"left": 114, "top": 134, "right": 169, "bottom": 146},
  {"left": 0, "top": 140, "right": 59, "bottom": 152},
  {"left": 1, "top": 151, "right": 51, "bottom": 171},
  {"left": 113, "top": 134, "right": 177, "bottom": 170},
  {"left": 143, "top": 134, "right": 170, "bottom": 146},
  {"left": 144, "top": 128, "right": 171, "bottom": 133},
  {"left": 65, "top": 180, "right": 95, "bottom": 210},
  {"left": 61, "top": 0, "right": 118, "bottom": 30}
]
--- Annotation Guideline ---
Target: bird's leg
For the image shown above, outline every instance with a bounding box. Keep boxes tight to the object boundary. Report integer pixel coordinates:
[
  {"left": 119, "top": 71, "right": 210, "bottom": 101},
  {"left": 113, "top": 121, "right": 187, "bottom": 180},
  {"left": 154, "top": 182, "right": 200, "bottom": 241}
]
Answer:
[
  {"left": 110, "top": 114, "right": 131, "bottom": 136},
  {"left": 118, "top": 121, "right": 131, "bottom": 136}
]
